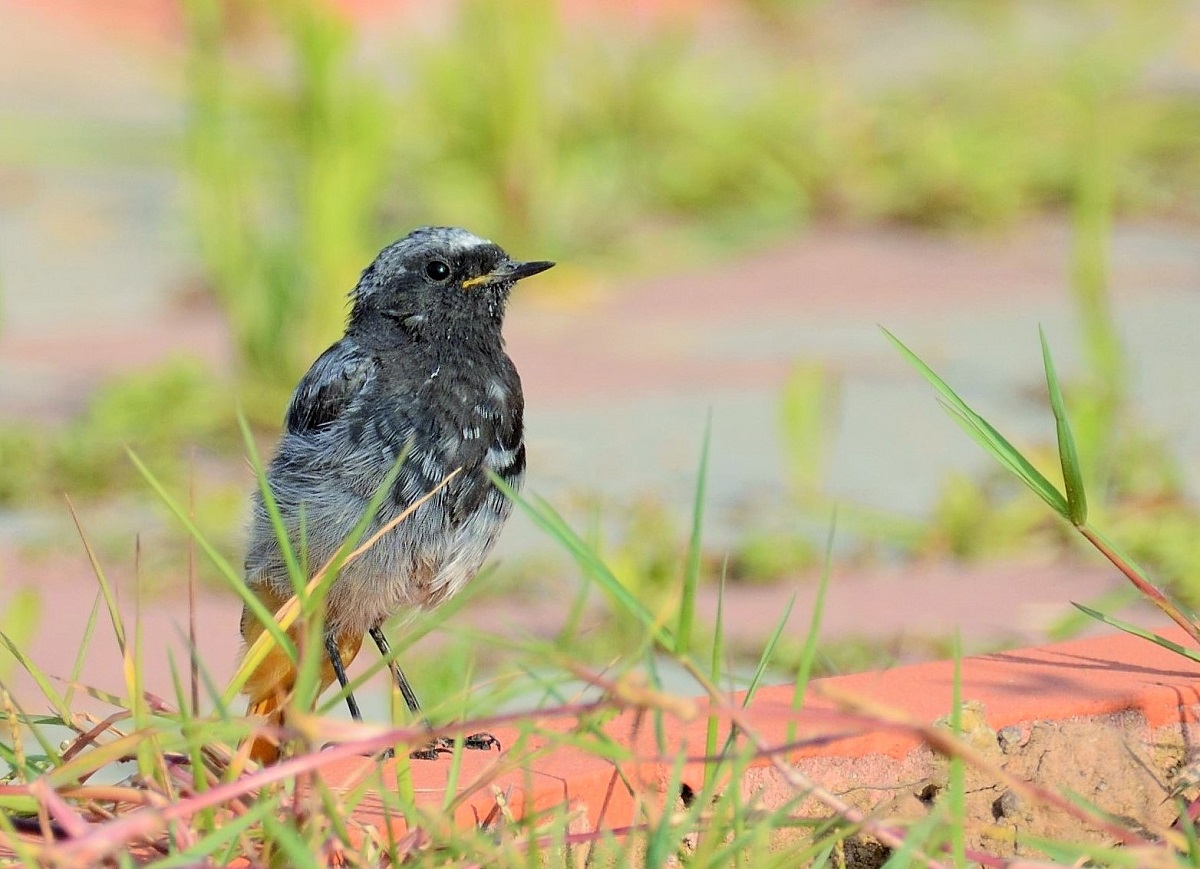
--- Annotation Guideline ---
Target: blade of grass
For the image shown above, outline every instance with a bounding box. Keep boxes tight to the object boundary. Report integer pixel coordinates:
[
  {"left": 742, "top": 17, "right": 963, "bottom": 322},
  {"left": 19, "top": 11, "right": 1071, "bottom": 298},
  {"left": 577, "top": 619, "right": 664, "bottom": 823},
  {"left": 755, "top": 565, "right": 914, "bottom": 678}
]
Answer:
[
  {"left": 188, "top": 452, "right": 200, "bottom": 717},
  {"left": 891, "top": 327, "right": 1200, "bottom": 648},
  {"left": 260, "top": 811, "right": 322, "bottom": 868},
  {"left": 884, "top": 328, "right": 1069, "bottom": 518},
  {"left": 128, "top": 449, "right": 295, "bottom": 665},
  {"left": 677, "top": 416, "right": 711, "bottom": 658},
  {"left": 703, "top": 571, "right": 726, "bottom": 793},
  {"left": 166, "top": 650, "right": 213, "bottom": 816},
  {"left": 63, "top": 593, "right": 102, "bottom": 713},
  {"left": 493, "top": 475, "right": 669, "bottom": 647},
  {"left": 644, "top": 749, "right": 692, "bottom": 866},
  {"left": 149, "top": 797, "right": 280, "bottom": 869},
  {"left": 65, "top": 498, "right": 127, "bottom": 654},
  {"left": 172, "top": 624, "right": 231, "bottom": 719},
  {"left": 1071, "top": 603, "right": 1200, "bottom": 664},
  {"left": 1040, "top": 327, "right": 1087, "bottom": 526},
  {"left": 742, "top": 591, "right": 795, "bottom": 710},
  {"left": 646, "top": 646, "right": 667, "bottom": 755},
  {"left": 0, "top": 590, "right": 38, "bottom": 685},
  {"left": 789, "top": 511, "right": 836, "bottom": 743},
  {"left": 0, "top": 633, "right": 71, "bottom": 726}
]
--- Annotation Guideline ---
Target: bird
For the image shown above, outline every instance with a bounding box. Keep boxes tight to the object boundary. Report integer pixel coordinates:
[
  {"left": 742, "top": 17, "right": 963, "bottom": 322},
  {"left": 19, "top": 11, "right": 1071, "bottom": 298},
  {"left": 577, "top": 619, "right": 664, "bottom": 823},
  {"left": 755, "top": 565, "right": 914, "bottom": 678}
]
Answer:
[{"left": 238, "top": 226, "right": 553, "bottom": 764}]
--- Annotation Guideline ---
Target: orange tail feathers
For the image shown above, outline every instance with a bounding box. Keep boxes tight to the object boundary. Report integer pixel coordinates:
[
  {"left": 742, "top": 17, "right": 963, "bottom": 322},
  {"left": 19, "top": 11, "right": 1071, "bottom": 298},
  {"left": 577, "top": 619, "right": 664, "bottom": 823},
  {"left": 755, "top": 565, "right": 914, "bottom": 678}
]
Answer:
[
  {"left": 240, "top": 621, "right": 365, "bottom": 766},
  {"left": 242, "top": 640, "right": 296, "bottom": 766},
  {"left": 246, "top": 693, "right": 286, "bottom": 766}
]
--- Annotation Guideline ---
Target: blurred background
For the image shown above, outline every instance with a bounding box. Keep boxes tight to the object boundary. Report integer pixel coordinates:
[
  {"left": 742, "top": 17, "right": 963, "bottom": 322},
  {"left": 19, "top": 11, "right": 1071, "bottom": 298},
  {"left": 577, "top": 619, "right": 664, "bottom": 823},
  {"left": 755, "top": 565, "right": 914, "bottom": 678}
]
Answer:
[{"left": 1, "top": 0, "right": 1199, "bottom": 708}]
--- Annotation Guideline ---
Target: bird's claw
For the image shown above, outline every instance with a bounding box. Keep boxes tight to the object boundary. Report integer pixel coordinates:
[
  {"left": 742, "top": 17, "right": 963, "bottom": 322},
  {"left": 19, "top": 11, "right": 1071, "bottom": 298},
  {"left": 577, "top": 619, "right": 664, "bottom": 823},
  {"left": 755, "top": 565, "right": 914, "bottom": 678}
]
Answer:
[
  {"left": 407, "top": 744, "right": 443, "bottom": 761},
  {"left": 405, "top": 732, "right": 503, "bottom": 760},
  {"left": 373, "top": 732, "right": 502, "bottom": 761},
  {"left": 462, "top": 731, "right": 501, "bottom": 752}
]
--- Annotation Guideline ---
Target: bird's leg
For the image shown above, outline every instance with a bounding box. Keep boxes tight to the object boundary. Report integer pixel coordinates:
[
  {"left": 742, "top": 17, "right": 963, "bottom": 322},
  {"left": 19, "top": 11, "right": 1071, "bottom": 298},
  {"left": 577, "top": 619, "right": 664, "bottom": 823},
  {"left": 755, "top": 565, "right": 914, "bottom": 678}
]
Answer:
[
  {"left": 325, "top": 632, "right": 362, "bottom": 722},
  {"left": 368, "top": 625, "right": 500, "bottom": 758},
  {"left": 368, "top": 625, "right": 422, "bottom": 717}
]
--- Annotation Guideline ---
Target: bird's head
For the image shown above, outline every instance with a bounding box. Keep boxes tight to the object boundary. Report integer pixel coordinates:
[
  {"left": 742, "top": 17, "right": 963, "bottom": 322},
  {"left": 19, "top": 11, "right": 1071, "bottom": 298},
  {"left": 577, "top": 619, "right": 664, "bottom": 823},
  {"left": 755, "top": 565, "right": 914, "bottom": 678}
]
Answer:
[{"left": 348, "top": 226, "right": 554, "bottom": 343}]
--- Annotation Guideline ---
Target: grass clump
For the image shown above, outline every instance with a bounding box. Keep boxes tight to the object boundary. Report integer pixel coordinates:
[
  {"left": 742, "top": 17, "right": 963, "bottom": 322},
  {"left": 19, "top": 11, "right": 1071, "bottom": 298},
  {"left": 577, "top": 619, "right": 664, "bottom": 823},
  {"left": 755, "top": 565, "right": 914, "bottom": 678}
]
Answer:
[{"left": 4, "top": 363, "right": 1200, "bottom": 864}]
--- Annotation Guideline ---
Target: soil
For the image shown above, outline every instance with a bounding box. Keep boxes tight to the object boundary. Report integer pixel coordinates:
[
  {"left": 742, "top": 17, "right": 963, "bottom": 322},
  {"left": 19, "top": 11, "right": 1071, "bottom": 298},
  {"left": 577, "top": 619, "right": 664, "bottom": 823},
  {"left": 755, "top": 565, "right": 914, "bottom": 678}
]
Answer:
[{"left": 744, "top": 702, "right": 1190, "bottom": 863}]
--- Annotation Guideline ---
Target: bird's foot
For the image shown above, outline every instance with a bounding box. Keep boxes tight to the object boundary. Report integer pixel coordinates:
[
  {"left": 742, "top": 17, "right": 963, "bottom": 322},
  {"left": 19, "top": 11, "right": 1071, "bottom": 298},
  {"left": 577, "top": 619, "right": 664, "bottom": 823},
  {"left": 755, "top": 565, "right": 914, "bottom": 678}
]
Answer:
[
  {"left": 375, "top": 732, "right": 502, "bottom": 761},
  {"left": 406, "top": 744, "right": 444, "bottom": 761},
  {"left": 462, "top": 731, "right": 501, "bottom": 752},
  {"left": 409, "top": 732, "right": 502, "bottom": 760}
]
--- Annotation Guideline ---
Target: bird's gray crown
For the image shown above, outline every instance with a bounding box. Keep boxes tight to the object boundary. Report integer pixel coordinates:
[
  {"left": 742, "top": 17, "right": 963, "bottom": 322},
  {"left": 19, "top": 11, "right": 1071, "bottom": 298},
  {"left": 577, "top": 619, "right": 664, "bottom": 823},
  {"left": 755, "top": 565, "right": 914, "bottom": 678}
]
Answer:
[{"left": 351, "top": 226, "right": 504, "bottom": 302}]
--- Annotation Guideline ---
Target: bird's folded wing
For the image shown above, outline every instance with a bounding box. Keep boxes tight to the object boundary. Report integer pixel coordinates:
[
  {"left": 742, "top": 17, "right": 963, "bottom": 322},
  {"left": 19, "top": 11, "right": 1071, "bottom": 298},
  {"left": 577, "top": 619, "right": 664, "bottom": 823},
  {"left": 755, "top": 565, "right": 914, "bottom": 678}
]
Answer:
[{"left": 284, "top": 340, "right": 377, "bottom": 434}]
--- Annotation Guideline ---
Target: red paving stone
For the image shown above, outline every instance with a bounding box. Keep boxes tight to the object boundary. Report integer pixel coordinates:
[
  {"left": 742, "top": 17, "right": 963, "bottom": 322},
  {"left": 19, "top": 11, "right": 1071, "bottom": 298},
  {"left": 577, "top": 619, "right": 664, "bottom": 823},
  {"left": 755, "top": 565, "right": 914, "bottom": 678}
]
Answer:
[{"left": 319, "top": 626, "right": 1200, "bottom": 838}]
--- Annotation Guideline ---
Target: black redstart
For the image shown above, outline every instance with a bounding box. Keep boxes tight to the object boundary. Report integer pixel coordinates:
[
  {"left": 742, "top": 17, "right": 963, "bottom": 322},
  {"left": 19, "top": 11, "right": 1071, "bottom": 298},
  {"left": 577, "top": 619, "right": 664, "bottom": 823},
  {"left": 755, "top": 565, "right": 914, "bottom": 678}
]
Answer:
[{"left": 240, "top": 226, "right": 552, "bottom": 763}]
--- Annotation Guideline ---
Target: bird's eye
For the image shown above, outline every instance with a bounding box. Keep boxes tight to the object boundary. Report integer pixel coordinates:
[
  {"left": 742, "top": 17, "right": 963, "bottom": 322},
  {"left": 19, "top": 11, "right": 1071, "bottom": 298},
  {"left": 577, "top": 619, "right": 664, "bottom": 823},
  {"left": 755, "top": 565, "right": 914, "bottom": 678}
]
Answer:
[{"left": 425, "top": 260, "right": 452, "bottom": 282}]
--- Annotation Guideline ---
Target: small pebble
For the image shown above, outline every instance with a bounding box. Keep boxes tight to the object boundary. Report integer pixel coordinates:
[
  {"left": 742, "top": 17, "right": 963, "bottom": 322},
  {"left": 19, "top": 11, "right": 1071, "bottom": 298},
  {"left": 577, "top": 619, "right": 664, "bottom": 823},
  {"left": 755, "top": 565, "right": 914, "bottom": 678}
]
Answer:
[
  {"left": 996, "top": 725, "right": 1023, "bottom": 754},
  {"left": 993, "top": 789, "right": 1022, "bottom": 819}
]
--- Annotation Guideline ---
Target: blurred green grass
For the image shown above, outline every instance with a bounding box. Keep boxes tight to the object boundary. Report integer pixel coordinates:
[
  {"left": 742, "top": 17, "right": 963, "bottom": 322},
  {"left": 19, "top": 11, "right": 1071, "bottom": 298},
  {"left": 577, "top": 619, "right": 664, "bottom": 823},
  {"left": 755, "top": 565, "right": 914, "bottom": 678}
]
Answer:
[{"left": 181, "top": 0, "right": 1200, "bottom": 397}]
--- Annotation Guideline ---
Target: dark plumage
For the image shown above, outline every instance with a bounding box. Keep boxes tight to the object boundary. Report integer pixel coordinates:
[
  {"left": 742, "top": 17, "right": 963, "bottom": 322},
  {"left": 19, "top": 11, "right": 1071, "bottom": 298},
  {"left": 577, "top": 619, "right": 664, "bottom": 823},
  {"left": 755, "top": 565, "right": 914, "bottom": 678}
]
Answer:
[{"left": 240, "top": 226, "right": 553, "bottom": 763}]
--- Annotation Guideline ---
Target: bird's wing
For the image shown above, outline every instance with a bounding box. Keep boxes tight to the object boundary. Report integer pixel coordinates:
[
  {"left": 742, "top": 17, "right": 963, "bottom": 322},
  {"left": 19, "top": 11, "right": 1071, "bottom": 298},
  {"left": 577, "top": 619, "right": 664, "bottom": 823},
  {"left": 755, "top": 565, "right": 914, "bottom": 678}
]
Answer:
[{"left": 284, "top": 340, "right": 377, "bottom": 434}]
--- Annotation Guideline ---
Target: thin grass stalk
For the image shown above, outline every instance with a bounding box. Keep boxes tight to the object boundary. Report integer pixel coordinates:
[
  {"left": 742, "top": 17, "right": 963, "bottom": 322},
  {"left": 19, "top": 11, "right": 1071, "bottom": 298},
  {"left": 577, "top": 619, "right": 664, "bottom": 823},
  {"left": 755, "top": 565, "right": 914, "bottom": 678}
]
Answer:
[
  {"left": 789, "top": 512, "right": 835, "bottom": 743},
  {"left": 677, "top": 417, "right": 711, "bottom": 658}
]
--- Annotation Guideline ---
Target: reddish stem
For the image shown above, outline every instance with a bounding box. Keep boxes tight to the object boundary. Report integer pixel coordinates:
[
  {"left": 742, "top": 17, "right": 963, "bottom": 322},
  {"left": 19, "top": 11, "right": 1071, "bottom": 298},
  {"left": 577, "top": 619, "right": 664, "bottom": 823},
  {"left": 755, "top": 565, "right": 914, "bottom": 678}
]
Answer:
[{"left": 1078, "top": 524, "right": 1200, "bottom": 647}]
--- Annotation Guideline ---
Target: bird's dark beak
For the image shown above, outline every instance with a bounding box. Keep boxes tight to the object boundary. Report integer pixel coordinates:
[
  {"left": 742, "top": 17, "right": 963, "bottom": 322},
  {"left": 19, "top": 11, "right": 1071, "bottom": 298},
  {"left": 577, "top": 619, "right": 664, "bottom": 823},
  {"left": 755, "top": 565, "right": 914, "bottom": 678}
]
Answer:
[
  {"left": 504, "top": 259, "right": 556, "bottom": 282},
  {"left": 462, "top": 259, "right": 555, "bottom": 289}
]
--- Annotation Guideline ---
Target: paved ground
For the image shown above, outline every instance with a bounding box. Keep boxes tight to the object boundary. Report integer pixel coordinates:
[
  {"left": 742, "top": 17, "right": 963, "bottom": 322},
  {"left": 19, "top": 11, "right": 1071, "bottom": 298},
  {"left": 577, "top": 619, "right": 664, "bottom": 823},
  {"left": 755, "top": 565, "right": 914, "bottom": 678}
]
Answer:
[{"left": 1, "top": 3, "right": 1198, "bottom": 711}]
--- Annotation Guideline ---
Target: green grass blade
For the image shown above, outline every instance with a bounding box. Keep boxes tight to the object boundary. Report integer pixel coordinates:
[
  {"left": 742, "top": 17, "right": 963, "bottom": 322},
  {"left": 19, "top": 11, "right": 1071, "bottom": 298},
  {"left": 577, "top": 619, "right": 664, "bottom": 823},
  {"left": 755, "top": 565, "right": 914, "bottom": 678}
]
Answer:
[
  {"left": 0, "top": 633, "right": 71, "bottom": 726},
  {"left": 63, "top": 592, "right": 101, "bottom": 711},
  {"left": 261, "top": 811, "right": 322, "bottom": 868},
  {"left": 1071, "top": 603, "right": 1200, "bottom": 664},
  {"left": 128, "top": 448, "right": 295, "bottom": 666},
  {"left": 790, "top": 511, "right": 836, "bottom": 742},
  {"left": 1040, "top": 327, "right": 1087, "bottom": 526},
  {"left": 150, "top": 797, "right": 280, "bottom": 868},
  {"left": 884, "top": 328, "right": 1069, "bottom": 518},
  {"left": 704, "top": 570, "right": 726, "bottom": 792},
  {"left": 493, "top": 475, "right": 669, "bottom": 647},
  {"left": 66, "top": 500, "right": 127, "bottom": 654},
  {"left": 1077, "top": 524, "right": 1200, "bottom": 643},
  {"left": 677, "top": 417, "right": 711, "bottom": 658},
  {"left": 742, "top": 591, "right": 795, "bottom": 710}
]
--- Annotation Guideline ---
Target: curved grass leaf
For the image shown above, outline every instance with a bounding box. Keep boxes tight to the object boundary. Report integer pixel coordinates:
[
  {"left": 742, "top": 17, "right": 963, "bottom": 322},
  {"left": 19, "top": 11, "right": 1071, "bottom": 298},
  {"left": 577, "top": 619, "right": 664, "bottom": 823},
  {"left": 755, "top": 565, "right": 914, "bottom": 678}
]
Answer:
[
  {"left": 1072, "top": 603, "right": 1200, "bottom": 665},
  {"left": 492, "top": 474, "right": 669, "bottom": 648},
  {"left": 883, "top": 328, "right": 1069, "bottom": 519},
  {"left": 1040, "top": 327, "right": 1088, "bottom": 526},
  {"left": 128, "top": 448, "right": 296, "bottom": 669}
]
